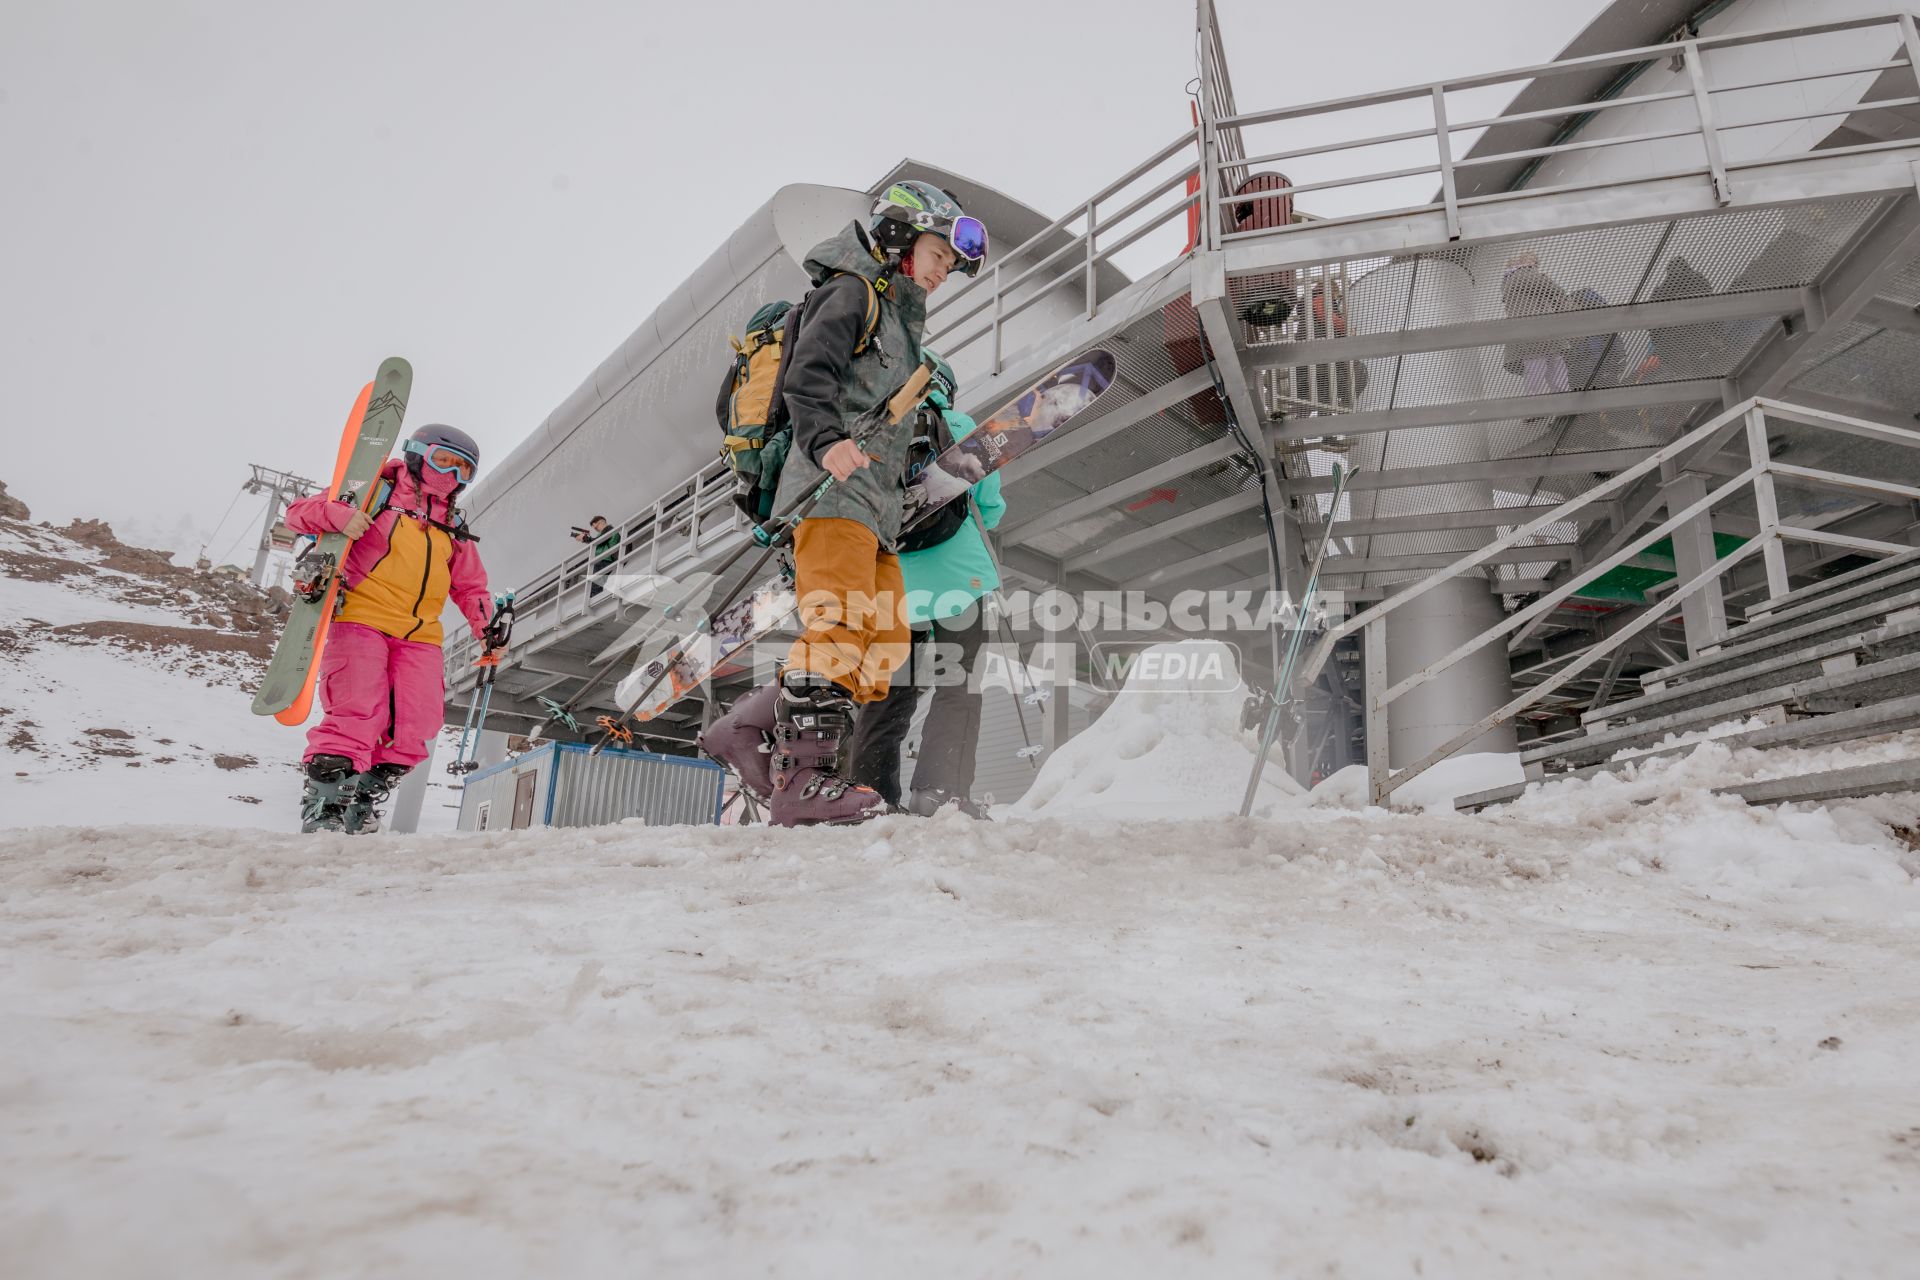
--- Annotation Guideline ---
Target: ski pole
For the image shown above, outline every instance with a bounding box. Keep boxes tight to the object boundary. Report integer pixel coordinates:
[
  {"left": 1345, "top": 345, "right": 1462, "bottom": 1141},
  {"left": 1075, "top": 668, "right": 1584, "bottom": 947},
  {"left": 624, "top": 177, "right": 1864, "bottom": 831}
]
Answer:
[
  {"left": 449, "top": 593, "right": 514, "bottom": 774},
  {"left": 1240, "top": 463, "right": 1349, "bottom": 816}
]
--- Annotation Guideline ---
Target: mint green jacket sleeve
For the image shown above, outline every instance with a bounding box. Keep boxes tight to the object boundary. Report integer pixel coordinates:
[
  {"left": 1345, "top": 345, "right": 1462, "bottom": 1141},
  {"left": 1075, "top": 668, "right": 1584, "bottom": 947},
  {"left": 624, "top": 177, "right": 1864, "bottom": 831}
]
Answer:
[{"left": 897, "top": 408, "right": 1008, "bottom": 626}]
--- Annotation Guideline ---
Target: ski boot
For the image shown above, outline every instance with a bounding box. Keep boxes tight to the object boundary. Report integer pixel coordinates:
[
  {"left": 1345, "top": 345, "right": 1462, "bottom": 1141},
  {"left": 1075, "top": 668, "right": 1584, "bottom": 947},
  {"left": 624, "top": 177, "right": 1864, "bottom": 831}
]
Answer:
[
  {"left": 698, "top": 679, "right": 779, "bottom": 804},
  {"left": 907, "top": 788, "right": 989, "bottom": 820},
  {"left": 300, "top": 754, "right": 357, "bottom": 833},
  {"left": 341, "top": 763, "right": 409, "bottom": 835},
  {"left": 768, "top": 670, "right": 885, "bottom": 827}
]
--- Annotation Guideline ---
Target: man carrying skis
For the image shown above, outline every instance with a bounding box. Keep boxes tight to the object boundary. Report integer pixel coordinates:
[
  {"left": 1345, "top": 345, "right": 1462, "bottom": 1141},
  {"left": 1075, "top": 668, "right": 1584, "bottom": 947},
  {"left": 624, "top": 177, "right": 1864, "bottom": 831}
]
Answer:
[
  {"left": 846, "top": 352, "right": 1004, "bottom": 817},
  {"left": 284, "top": 424, "right": 501, "bottom": 832},
  {"left": 700, "top": 180, "right": 988, "bottom": 826}
]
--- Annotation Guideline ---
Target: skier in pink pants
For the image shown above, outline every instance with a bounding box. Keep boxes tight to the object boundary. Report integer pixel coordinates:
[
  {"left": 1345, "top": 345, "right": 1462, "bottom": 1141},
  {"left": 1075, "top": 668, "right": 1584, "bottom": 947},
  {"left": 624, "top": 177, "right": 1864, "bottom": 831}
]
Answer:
[{"left": 283, "top": 424, "right": 500, "bottom": 832}]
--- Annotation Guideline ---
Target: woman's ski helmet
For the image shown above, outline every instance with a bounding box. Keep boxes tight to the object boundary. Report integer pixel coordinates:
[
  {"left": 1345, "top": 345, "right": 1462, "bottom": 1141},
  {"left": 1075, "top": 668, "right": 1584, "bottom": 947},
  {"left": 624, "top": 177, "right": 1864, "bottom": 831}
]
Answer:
[{"left": 402, "top": 424, "right": 480, "bottom": 486}]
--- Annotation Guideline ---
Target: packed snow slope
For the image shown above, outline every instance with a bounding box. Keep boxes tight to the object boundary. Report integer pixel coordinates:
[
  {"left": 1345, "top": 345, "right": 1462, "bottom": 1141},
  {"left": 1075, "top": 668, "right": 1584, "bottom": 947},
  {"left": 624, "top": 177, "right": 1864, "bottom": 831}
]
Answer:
[{"left": 5, "top": 776, "right": 1920, "bottom": 1278}]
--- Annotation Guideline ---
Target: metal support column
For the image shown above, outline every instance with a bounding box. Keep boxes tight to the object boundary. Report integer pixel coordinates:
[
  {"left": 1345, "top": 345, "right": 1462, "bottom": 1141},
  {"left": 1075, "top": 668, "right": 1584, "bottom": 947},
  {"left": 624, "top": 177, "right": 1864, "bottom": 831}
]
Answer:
[
  {"left": 1663, "top": 472, "right": 1728, "bottom": 655},
  {"left": 1364, "top": 619, "right": 1390, "bottom": 806},
  {"left": 1040, "top": 642, "right": 1073, "bottom": 766}
]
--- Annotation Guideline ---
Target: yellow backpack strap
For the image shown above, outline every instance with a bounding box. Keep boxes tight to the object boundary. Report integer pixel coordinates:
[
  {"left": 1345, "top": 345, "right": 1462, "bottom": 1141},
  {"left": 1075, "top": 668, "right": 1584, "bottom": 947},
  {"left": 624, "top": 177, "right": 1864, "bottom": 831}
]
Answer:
[{"left": 830, "top": 272, "right": 883, "bottom": 356}]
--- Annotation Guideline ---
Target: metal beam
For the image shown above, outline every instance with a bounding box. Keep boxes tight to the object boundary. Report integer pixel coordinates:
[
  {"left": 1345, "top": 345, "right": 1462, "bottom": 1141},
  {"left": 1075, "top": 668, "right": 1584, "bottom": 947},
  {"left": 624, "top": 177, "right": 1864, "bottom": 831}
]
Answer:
[
  {"left": 1129, "top": 536, "right": 1269, "bottom": 587},
  {"left": 1777, "top": 386, "right": 1920, "bottom": 431},
  {"left": 1300, "top": 503, "right": 1597, "bottom": 538},
  {"left": 1317, "top": 543, "right": 1581, "bottom": 575},
  {"left": 1218, "top": 147, "right": 1920, "bottom": 285},
  {"left": 1065, "top": 488, "right": 1262, "bottom": 571},
  {"left": 1857, "top": 294, "right": 1920, "bottom": 338},
  {"left": 1000, "top": 367, "right": 1213, "bottom": 483},
  {"left": 1742, "top": 192, "right": 1920, "bottom": 398},
  {"left": 1272, "top": 379, "right": 1723, "bottom": 442},
  {"left": 1002, "top": 436, "right": 1245, "bottom": 543},
  {"left": 1193, "top": 251, "right": 1306, "bottom": 597},
  {"left": 1248, "top": 287, "right": 1807, "bottom": 370},
  {"left": 1284, "top": 447, "right": 1655, "bottom": 495}
]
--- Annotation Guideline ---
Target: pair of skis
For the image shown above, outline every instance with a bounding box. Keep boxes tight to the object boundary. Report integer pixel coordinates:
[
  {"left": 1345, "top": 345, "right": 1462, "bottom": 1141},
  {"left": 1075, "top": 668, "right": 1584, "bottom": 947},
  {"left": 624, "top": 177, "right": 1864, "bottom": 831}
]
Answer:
[{"left": 252, "top": 357, "right": 413, "bottom": 722}]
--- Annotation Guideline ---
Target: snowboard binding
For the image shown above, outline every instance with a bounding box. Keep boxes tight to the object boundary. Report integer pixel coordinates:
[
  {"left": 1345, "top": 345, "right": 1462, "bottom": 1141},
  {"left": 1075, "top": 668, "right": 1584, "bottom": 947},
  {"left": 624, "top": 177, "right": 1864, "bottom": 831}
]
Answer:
[
  {"left": 594, "top": 716, "right": 634, "bottom": 749},
  {"left": 289, "top": 546, "right": 341, "bottom": 604}
]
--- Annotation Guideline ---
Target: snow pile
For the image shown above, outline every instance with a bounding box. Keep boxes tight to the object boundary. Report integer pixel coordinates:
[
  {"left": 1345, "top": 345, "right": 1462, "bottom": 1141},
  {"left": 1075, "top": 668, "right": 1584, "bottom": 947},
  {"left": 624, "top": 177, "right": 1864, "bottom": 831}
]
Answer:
[
  {"left": 1010, "top": 640, "right": 1305, "bottom": 820},
  {"left": 3, "top": 803, "right": 1918, "bottom": 1277},
  {"left": 1312, "top": 751, "right": 1527, "bottom": 812},
  {"left": 1497, "top": 729, "right": 1920, "bottom": 923}
]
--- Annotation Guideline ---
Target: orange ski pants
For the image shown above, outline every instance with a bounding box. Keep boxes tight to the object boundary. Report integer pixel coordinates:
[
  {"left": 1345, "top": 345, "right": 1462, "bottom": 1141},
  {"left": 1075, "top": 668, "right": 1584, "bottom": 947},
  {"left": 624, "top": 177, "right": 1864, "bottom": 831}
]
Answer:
[{"left": 784, "top": 517, "right": 911, "bottom": 703}]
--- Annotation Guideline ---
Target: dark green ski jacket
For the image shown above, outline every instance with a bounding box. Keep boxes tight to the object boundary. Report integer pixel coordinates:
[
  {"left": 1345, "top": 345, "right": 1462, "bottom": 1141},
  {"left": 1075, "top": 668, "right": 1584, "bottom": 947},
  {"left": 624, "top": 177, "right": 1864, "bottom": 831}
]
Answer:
[{"left": 772, "top": 220, "right": 928, "bottom": 544}]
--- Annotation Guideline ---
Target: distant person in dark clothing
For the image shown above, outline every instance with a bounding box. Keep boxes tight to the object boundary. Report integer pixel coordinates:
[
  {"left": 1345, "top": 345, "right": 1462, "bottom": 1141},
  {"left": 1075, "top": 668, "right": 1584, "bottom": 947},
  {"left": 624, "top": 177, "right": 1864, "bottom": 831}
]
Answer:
[
  {"left": 573, "top": 515, "right": 617, "bottom": 597},
  {"left": 1566, "top": 287, "right": 1624, "bottom": 389},
  {"left": 1638, "top": 256, "right": 1726, "bottom": 382},
  {"left": 1500, "top": 250, "right": 1572, "bottom": 395}
]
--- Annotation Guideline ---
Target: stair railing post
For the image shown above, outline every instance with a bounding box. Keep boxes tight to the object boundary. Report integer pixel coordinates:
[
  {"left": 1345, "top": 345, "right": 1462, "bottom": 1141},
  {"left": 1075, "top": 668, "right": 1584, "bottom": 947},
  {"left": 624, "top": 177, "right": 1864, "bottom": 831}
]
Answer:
[
  {"left": 1745, "top": 403, "right": 1793, "bottom": 603},
  {"left": 1682, "top": 41, "right": 1732, "bottom": 206},
  {"left": 1084, "top": 199, "right": 1099, "bottom": 318},
  {"left": 991, "top": 260, "right": 1004, "bottom": 376},
  {"left": 1432, "top": 84, "right": 1461, "bottom": 240}
]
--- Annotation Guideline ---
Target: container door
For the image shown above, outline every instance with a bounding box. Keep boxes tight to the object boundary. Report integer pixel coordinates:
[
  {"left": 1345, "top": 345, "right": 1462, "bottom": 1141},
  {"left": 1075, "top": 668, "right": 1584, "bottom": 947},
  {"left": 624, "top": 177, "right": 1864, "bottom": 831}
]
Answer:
[{"left": 511, "top": 770, "right": 537, "bottom": 829}]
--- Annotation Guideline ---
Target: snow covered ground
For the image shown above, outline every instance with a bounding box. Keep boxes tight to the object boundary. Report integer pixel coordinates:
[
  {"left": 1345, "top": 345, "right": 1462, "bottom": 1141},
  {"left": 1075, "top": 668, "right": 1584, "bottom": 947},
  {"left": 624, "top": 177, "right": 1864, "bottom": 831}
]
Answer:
[
  {"left": 4, "top": 792, "right": 1919, "bottom": 1278},
  {"left": 7, "top": 522, "right": 1920, "bottom": 1276}
]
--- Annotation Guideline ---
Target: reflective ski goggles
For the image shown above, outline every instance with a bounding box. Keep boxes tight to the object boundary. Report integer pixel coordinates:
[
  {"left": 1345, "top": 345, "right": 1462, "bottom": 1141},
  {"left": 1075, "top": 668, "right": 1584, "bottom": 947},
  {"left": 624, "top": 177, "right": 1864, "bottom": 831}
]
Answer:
[
  {"left": 406, "top": 439, "right": 477, "bottom": 481},
  {"left": 877, "top": 203, "right": 989, "bottom": 270},
  {"left": 946, "top": 215, "right": 988, "bottom": 264}
]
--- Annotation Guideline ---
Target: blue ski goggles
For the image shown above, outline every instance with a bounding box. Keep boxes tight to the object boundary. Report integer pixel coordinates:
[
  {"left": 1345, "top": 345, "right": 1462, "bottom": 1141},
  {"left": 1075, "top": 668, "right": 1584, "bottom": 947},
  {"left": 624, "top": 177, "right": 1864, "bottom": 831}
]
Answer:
[
  {"left": 947, "top": 215, "right": 988, "bottom": 266},
  {"left": 877, "top": 203, "right": 989, "bottom": 275},
  {"left": 404, "top": 439, "right": 477, "bottom": 481}
]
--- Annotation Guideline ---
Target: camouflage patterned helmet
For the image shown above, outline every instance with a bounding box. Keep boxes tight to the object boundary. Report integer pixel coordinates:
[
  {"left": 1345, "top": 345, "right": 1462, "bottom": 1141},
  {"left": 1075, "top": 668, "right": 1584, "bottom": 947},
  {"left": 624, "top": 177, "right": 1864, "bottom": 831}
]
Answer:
[{"left": 870, "top": 180, "right": 987, "bottom": 277}]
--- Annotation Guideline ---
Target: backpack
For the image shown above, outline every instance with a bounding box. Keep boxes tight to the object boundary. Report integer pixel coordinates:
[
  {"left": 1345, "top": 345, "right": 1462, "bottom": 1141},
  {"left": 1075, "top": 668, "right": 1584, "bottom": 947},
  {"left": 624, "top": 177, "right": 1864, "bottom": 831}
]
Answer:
[
  {"left": 896, "top": 405, "right": 972, "bottom": 554},
  {"left": 716, "top": 274, "right": 882, "bottom": 522}
]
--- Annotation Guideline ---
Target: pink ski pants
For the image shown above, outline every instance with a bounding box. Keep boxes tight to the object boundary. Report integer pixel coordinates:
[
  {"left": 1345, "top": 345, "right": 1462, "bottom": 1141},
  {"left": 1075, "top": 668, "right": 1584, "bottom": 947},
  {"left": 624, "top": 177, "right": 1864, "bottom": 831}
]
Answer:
[{"left": 304, "top": 621, "right": 445, "bottom": 773}]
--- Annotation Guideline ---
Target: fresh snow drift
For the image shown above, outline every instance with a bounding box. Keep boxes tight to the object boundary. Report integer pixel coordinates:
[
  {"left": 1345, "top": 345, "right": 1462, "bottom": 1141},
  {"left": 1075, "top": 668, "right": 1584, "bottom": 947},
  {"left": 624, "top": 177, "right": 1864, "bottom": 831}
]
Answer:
[{"left": 1012, "top": 640, "right": 1305, "bottom": 820}]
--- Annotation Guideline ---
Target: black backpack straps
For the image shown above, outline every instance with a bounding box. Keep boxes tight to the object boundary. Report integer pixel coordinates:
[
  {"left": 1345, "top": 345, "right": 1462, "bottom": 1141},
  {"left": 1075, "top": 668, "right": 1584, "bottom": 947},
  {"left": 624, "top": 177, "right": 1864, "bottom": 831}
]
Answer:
[{"left": 767, "top": 272, "right": 882, "bottom": 439}]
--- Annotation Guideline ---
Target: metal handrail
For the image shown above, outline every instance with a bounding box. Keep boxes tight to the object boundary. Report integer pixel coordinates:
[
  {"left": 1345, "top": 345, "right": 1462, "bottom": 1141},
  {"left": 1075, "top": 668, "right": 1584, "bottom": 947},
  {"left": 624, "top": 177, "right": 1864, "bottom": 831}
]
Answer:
[
  {"left": 444, "top": 453, "right": 746, "bottom": 683},
  {"left": 932, "top": 8, "right": 1918, "bottom": 360},
  {"left": 1310, "top": 397, "right": 1920, "bottom": 805}
]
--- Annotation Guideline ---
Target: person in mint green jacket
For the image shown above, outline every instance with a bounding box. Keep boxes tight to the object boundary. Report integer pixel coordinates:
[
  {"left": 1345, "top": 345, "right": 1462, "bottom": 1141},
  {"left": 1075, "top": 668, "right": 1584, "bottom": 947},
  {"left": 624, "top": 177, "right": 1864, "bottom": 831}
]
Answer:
[{"left": 847, "top": 355, "right": 1004, "bottom": 818}]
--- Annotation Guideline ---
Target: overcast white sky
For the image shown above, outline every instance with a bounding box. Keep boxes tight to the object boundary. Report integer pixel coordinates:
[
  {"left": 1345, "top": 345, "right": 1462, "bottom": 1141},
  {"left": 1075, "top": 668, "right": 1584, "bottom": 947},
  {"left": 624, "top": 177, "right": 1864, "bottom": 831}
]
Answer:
[{"left": 1, "top": 0, "right": 1597, "bottom": 557}]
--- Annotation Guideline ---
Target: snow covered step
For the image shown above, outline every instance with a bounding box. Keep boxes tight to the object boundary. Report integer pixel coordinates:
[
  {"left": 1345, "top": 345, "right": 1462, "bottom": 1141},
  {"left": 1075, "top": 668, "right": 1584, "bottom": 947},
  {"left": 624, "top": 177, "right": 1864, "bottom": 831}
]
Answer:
[
  {"left": 1713, "top": 758, "right": 1920, "bottom": 806},
  {"left": 1640, "top": 586, "right": 1920, "bottom": 693},
  {"left": 1704, "top": 556, "right": 1920, "bottom": 657},
  {"left": 1460, "top": 693, "right": 1920, "bottom": 811},
  {"left": 1735, "top": 546, "right": 1920, "bottom": 625},
  {"left": 1528, "top": 650, "right": 1920, "bottom": 771},
  {"left": 1595, "top": 617, "right": 1920, "bottom": 728}
]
